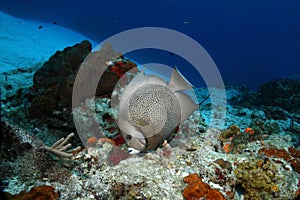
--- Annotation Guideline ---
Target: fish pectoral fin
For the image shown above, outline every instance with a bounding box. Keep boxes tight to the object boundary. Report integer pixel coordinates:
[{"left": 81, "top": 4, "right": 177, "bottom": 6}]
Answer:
[
  {"left": 140, "top": 125, "right": 156, "bottom": 136},
  {"left": 168, "top": 67, "right": 193, "bottom": 92},
  {"left": 175, "top": 91, "right": 199, "bottom": 122},
  {"left": 137, "top": 120, "right": 149, "bottom": 127}
]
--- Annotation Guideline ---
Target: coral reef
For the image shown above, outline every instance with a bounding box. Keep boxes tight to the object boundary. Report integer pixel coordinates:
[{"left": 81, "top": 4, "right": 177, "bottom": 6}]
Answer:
[
  {"left": 218, "top": 124, "right": 268, "bottom": 154},
  {"left": 39, "top": 132, "right": 81, "bottom": 167},
  {"left": 257, "top": 78, "right": 300, "bottom": 112},
  {"left": 71, "top": 42, "right": 137, "bottom": 106},
  {"left": 0, "top": 121, "right": 35, "bottom": 162},
  {"left": 0, "top": 121, "right": 73, "bottom": 194},
  {"left": 2, "top": 40, "right": 300, "bottom": 199},
  {"left": 2, "top": 122, "right": 300, "bottom": 199},
  {"left": 234, "top": 158, "right": 280, "bottom": 199},
  {"left": 248, "top": 110, "right": 282, "bottom": 135},
  {"left": 72, "top": 97, "right": 126, "bottom": 144},
  {"left": 218, "top": 124, "right": 240, "bottom": 143},
  {"left": 234, "top": 150, "right": 300, "bottom": 200},
  {"left": 182, "top": 173, "right": 225, "bottom": 200},
  {"left": 28, "top": 41, "right": 137, "bottom": 134},
  {"left": 264, "top": 106, "right": 290, "bottom": 120},
  {"left": 259, "top": 147, "right": 291, "bottom": 161},
  {"left": 111, "top": 181, "right": 150, "bottom": 200},
  {"left": 214, "top": 158, "right": 232, "bottom": 171},
  {"left": 4, "top": 185, "right": 59, "bottom": 200},
  {"left": 30, "top": 40, "right": 92, "bottom": 116},
  {"left": 259, "top": 147, "right": 300, "bottom": 174},
  {"left": 290, "top": 111, "right": 300, "bottom": 134}
]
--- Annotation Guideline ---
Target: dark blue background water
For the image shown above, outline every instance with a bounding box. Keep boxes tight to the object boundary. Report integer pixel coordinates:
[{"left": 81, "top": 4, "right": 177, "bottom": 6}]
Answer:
[{"left": 1, "top": 0, "right": 299, "bottom": 89}]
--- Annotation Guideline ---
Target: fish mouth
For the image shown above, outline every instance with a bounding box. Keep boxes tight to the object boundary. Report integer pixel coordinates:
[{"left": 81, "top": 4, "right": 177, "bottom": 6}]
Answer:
[{"left": 128, "top": 148, "right": 140, "bottom": 154}]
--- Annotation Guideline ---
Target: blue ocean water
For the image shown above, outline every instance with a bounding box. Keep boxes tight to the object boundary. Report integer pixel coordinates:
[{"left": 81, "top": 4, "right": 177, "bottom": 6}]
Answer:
[{"left": 1, "top": 0, "right": 299, "bottom": 89}]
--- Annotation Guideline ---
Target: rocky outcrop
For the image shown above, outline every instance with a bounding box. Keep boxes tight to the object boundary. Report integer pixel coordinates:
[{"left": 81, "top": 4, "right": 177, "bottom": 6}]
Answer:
[
  {"left": 28, "top": 41, "right": 137, "bottom": 132},
  {"left": 30, "top": 40, "right": 92, "bottom": 116},
  {"left": 257, "top": 78, "right": 300, "bottom": 112}
]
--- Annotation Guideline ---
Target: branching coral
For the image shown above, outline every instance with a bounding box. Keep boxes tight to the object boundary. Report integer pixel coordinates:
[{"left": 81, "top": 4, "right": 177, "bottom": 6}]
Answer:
[{"left": 39, "top": 132, "right": 81, "bottom": 167}]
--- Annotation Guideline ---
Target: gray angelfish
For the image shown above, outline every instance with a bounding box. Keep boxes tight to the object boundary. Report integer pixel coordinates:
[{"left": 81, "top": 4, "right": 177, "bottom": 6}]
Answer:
[{"left": 117, "top": 67, "right": 198, "bottom": 153}]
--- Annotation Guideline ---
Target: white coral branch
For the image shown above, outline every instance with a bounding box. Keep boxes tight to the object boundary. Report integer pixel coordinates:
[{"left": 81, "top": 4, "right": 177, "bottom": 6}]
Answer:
[{"left": 40, "top": 132, "right": 81, "bottom": 160}]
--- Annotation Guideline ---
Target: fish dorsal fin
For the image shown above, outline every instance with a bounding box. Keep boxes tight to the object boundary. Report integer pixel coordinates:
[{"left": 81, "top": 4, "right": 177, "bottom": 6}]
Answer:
[
  {"left": 145, "top": 75, "right": 167, "bottom": 86},
  {"left": 175, "top": 91, "right": 199, "bottom": 122},
  {"left": 127, "top": 72, "right": 167, "bottom": 92},
  {"left": 168, "top": 67, "right": 193, "bottom": 92}
]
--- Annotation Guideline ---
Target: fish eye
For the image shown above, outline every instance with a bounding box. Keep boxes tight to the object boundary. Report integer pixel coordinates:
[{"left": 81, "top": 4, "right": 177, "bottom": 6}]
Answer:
[{"left": 126, "top": 135, "right": 132, "bottom": 140}]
